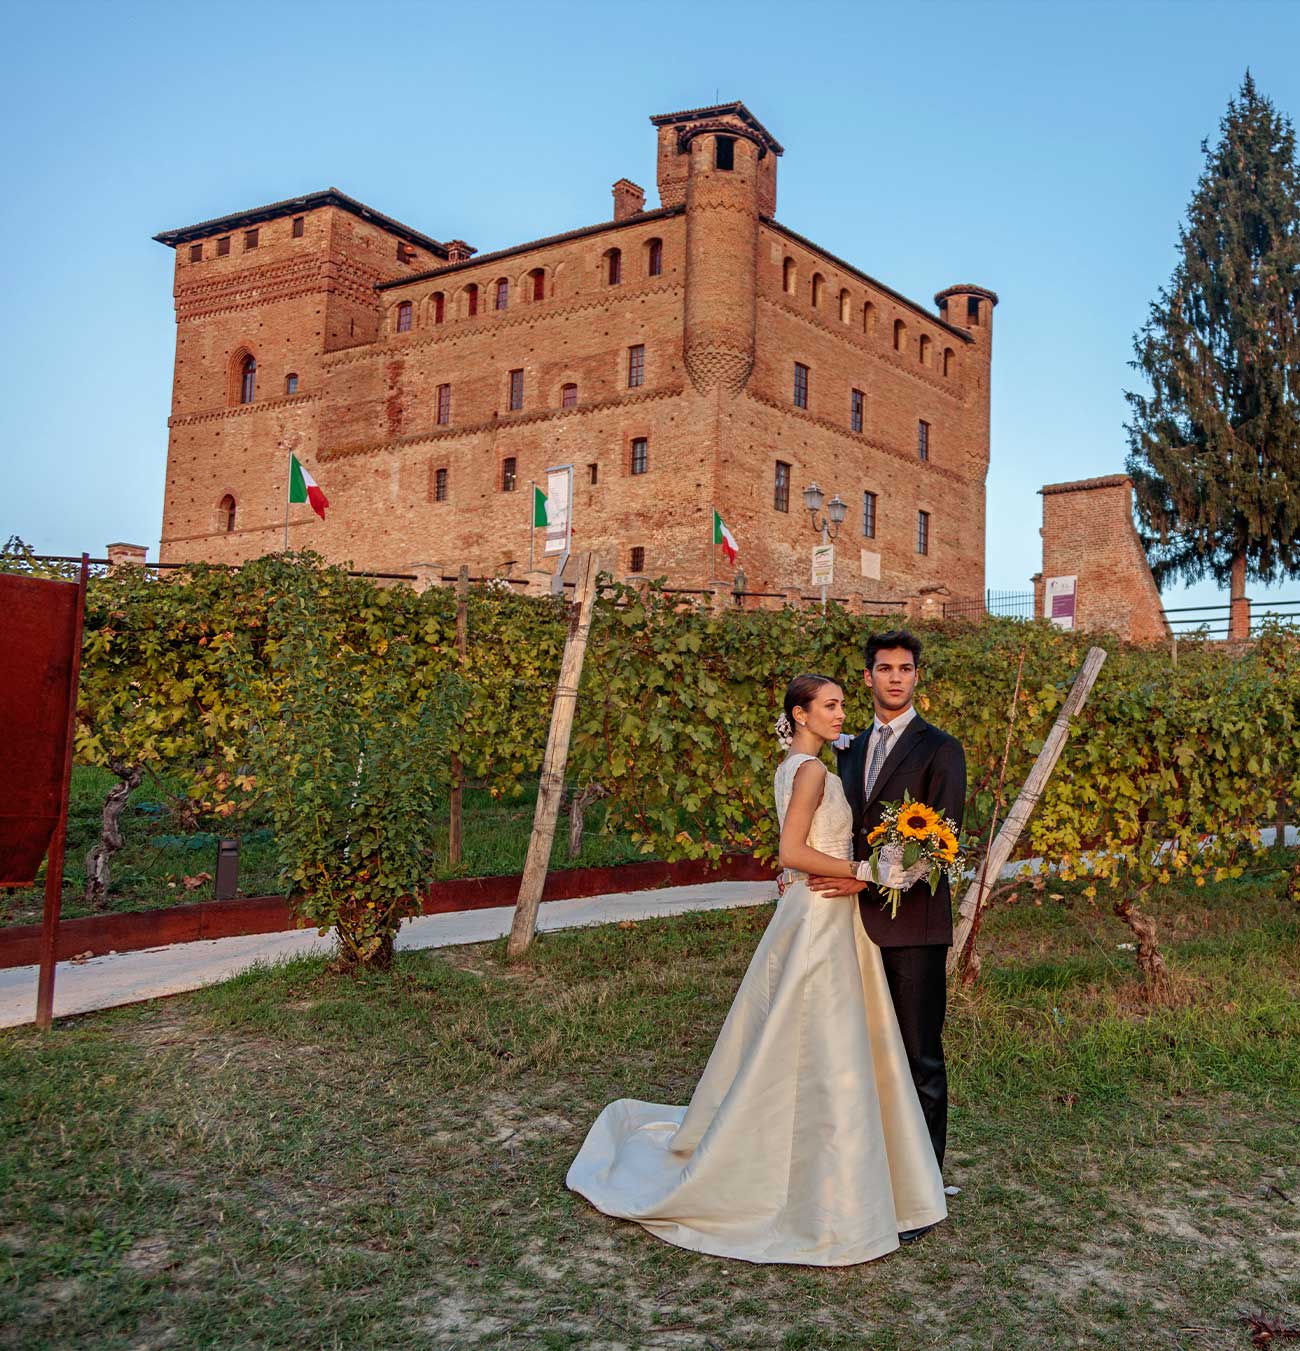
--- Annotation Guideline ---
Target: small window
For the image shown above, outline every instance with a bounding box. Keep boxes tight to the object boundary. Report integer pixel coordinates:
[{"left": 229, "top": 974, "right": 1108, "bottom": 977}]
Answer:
[
  {"left": 863, "top": 301, "right": 876, "bottom": 334},
  {"left": 502, "top": 457, "right": 517, "bottom": 492},
  {"left": 783, "top": 257, "right": 796, "bottom": 294},
  {"left": 714, "top": 136, "right": 735, "bottom": 171},
  {"left": 189, "top": 243, "right": 203, "bottom": 263},
  {"left": 238, "top": 355, "right": 256, "bottom": 404},
  {"left": 216, "top": 236, "right": 231, "bottom": 257},
  {"left": 893, "top": 319, "right": 906, "bottom": 351},
  {"left": 917, "top": 510, "right": 930, "bottom": 555},
  {"left": 529, "top": 268, "right": 545, "bottom": 301},
  {"left": 434, "top": 467, "right": 448, "bottom": 501},
  {"left": 433, "top": 292, "right": 445, "bottom": 324},
  {"left": 793, "top": 362, "right": 809, "bottom": 410},
  {"left": 465, "top": 283, "right": 479, "bottom": 317},
  {"left": 863, "top": 491, "right": 877, "bottom": 540},
  {"left": 244, "top": 229, "right": 259, "bottom": 250},
  {"left": 627, "top": 344, "right": 645, "bottom": 388},
  {"left": 839, "top": 288, "right": 851, "bottom": 323},
  {"left": 647, "top": 238, "right": 663, "bottom": 277},
  {"left": 774, "top": 460, "right": 790, "bottom": 512},
  {"left": 508, "top": 369, "right": 524, "bottom": 411},
  {"left": 588, "top": 462, "right": 598, "bottom": 484},
  {"left": 561, "top": 383, "right": 578, "bottom": 408},
  {"left": 918, "top": 420, "right": 930, "bottom": 461},
  {"left": 630, "top": 437, "right": 648, "bottom": 475},
  {"left": 218, "top": 494, "right": 236, "bottom": 533},
  {"left": 285, "top": 373, "right": 299, "bottom": 395},
  {"left": 292, "top": 216, "right": 305, "bottom": 238},
  {"left": 495, "top": 278, "right": 509, "bottom": 310},
  {"left": 436, "top": 384, "right": 451, "bottom": 425},
  {"left": 942, "top": 348, "right": 954, "bottom": 377},
  {"left": 630, "top": 546, "right": 645, "bottom": 573},
  {"left": 606, "top": 248, "right": 622, "bottom": 286},
  {"left": 811, "top": 273, "right": 824, "bottom": 309},
  {"left": 967, "top": 296, "right": 981, "bottom": 324},
  {"left": 851, "top": 389, "right": 864, "bottom": 434},
  {"left": 919, "top": 334, "right": 932, "bottom": 366},
  {"left": 396, "top": 301, "right": 413, "bottom": 333}
]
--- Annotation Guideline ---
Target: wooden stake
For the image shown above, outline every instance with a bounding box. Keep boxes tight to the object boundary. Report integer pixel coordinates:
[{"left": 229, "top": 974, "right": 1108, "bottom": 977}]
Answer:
[
  {"left": 948, "top": 645, "right": 1108, "bottom": 978},
  {"left": 448, "top": 566, "right": 468, "bottom": 867},
  {"left": 508, "top": 552, "right": 601, "bottom": 959}
]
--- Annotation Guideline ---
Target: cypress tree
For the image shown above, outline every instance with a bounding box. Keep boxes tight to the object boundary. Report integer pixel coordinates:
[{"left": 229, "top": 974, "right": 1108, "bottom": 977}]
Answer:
[{"left": 1125, "top": 73, "right": 1300, "bottom": 602}]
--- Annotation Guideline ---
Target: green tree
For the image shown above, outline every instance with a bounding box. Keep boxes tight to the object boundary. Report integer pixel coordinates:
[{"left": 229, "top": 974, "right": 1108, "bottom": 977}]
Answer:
[{"left": 1125, "top": 73, "right": 1300, "bottom": 605}]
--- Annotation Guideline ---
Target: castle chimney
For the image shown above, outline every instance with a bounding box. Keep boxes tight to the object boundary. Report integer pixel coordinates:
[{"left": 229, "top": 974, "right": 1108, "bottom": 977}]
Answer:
[
  {"left": 444, "top": 239, "right": 476, "bottom": 263},
  {"left": 612, "top": 179, "right": 645, "bottom": 221}
]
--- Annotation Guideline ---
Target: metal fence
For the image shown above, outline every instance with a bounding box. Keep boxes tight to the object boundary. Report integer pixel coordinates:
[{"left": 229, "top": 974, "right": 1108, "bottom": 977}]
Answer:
[
  {"left": 1161, "top": 599, "right": 1300, "bottom": 639},
  {"left": 942, "top": 589, "right": 1035, "bottom": 621}
]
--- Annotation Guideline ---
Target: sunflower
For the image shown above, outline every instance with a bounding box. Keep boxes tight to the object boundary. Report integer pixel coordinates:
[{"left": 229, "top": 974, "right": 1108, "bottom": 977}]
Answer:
[
  {"left": 898, "top": 803, "right": 941, "bottom": 839},
  {"left": 934, "top": 825, "right": 957, "bottom": 851},
  {"left": 867, "top": 823, "right": 888, "bottom": 844}
]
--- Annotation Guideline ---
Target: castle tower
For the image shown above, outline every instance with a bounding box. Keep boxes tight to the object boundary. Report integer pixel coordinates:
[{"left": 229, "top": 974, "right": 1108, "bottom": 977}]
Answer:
[
  {"left": 651, "top": 104, "right": 782, "bottom": 395},
  {"left": 934, "top": 283, "right": 999, "bottom": 476}
]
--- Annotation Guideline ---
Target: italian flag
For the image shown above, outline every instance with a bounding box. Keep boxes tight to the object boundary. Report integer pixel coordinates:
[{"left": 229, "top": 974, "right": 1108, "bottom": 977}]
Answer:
[
  {"left": 532, "top": 484, "right": 548, "bottom": 527},
  {"left": 288, "top": 453, "right": 329, "bottom": 520},
  {"left": 713, "top": 509, "right": 738, "bottom": 565}
]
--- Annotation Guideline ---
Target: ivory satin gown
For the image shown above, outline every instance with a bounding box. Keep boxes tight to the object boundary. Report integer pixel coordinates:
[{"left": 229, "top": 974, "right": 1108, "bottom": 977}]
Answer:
[{"left": 566, "top": 752, "right": 947, "bottom": 1265}]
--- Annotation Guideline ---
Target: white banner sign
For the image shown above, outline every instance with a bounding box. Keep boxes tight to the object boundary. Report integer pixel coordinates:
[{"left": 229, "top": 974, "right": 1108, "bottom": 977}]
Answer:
[
  {"left": 811, "top": 543, "right": 835, "bottom": 586},
  {"left": 543, "top": 466, "right": 572, "bottom": 556},
  {"left": 1045, "top": 574, "right": 1077, "bottom": 630}
]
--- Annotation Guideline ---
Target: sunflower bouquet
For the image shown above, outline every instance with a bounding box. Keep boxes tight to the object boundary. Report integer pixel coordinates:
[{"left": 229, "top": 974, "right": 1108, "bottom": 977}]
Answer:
[{"left": 865, "top": 793, "right": 966, "bottom": 919}]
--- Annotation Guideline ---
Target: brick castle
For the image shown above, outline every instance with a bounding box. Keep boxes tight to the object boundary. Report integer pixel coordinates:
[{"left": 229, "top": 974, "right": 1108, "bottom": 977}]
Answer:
[{"left": 155, "top": 102, "right": 997, "bottom": 599}]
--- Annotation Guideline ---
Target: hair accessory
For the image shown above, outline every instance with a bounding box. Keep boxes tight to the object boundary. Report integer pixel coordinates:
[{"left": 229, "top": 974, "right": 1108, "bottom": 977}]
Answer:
[{"left": 774, "top": 712, "right": 794, "bottom": 749}]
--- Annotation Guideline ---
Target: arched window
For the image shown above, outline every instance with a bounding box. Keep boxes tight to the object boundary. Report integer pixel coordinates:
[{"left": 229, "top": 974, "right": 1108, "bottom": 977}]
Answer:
[
  {"left": 464, "top": 283, "right": 479, "bottom": 317},
  {"left": 432, "top": 291, "right": 445, "bottom": 324},
  {"left": 811, "top": 273, "right": 825, "bottom": 309},
  {"left": 494, "top": 278, "right": 509, "bottom": 310},
  {"left": 529, "top": 268, "right": 545, "bottom": 301},
  {"left": 893, "top": 319, "right": 906, "bottom": 352},
  {"left": 396, "top": 300, "right": 412, "bottom": 333},
  {"left": 218, "top": 494, "right": 236, "bottom": 533},
  {"left": 238, "top": 354, "right": 256, "bottom": 404},
  {"left": 863, "top": 301, "right": 877, "bottom": 335},
  {"left": 942, "top": 348, "right": 955, "bottom": 377},
  {"left": 605, "top": 248, "right": 622, "bottom": 286},
  {"left": 285, "top": 372, "right": 299, "bottom": 395},
  {"left": 839, "top": 289, "right": 851, "bottom": 323},
  {"left": 646, "top": 238, "right": 663, "bottom": 277},
  {"left": 561, "top": 382, "right": 578, "bottom": 408},
  {"left": 919, "top": 334, "right": 932, "bottom": 366},
  {"left": 783, "top": 257, "right": 796, "bottom": 294}
]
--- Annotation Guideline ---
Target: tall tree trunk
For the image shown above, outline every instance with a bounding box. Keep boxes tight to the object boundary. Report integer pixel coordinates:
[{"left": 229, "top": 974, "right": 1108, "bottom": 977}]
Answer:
[{"left": 83, "top": 761, "right": 144, "bottom": 909}]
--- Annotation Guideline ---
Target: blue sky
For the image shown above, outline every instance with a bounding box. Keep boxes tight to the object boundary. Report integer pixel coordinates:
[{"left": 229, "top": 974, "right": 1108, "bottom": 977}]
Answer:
[{"left": 3, "top": 0, "right": 1298, "bottom": 618}]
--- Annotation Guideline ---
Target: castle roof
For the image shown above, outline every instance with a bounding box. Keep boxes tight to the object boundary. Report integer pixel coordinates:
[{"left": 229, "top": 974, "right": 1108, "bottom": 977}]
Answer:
[
  {"left": 650, "top": 101, "right": 784, "bottom": 156},
  {"left": 153, "top": 188, "right": 448, "bottom": 258}
]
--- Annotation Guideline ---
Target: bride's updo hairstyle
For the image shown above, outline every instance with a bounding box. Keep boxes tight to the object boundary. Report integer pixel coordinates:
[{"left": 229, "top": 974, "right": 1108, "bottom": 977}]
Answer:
[{"left": 783, "top": 673, "right": 839, "bottom": 724}]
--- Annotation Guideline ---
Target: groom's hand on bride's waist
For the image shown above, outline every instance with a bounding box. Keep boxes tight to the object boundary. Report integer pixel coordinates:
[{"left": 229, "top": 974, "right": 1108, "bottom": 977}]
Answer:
[{"left": 806, "top": 875, "right": 868, "bottom": 897}]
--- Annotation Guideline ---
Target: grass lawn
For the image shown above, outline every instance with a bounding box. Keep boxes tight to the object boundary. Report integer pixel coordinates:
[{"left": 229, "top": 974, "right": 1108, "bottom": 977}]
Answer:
[
  {"left": 0, "top": 767, "right": 649, "bottom": 929},
  {"left": 2, "top": 867, "right": 1298, "bottom": 1349}
]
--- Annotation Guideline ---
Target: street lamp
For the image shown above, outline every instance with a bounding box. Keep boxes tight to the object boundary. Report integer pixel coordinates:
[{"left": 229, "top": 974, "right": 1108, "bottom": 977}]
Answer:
[{"left": 803, "top": 481, "right": 847, "bottom": 608}]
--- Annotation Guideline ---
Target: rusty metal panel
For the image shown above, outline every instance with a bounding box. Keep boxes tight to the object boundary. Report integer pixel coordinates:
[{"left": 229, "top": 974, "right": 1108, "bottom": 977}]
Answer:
[{"left": 0, "top": 573, "right": 81, "bottom": 885}]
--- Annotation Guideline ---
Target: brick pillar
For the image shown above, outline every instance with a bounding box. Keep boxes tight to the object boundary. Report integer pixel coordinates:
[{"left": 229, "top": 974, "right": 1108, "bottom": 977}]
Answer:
[
  {"left": 1031, "top": 572, "right": 1044, "bottom": 621},
  {"left": 612, "top": 178, "right": 645, "bottom": 221},
  {"left": 106, "top": 542, "right": 147, "bottom": 569},
  {"left": 1229, "top": 594, "right": 1251, "bottom": 641}
]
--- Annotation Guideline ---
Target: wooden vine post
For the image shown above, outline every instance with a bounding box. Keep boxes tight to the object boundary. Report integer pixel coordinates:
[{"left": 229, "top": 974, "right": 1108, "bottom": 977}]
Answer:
[
  {"left": 448, "top": 566, "right": 468, "bottom": 866},
  {"left": 948, "top": 645, "right": 1108, "bottom": 979},
  {"left": 508, "top": 552, "right": 601, "bottom": 959}
]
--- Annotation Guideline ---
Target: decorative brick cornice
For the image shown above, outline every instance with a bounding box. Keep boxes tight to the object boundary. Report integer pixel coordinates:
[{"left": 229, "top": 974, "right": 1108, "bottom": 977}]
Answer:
[
  {"left": 650, "top": 101, "right": 784, "bottom": 155},
  {"left": 175, "top": 255, "right": 381, "bottom": 319},
  {"left": 317, "top": 385, "right": 686, "bottom": 462},
  {"left": 1040, "top": 474, "right": 1132, "bottom": 496},
  {"left": 744, "top": 390, "right": 971, "bottom": 485},
  {"left": 168, "top": 391, "right": 319, "bottom": 428}
]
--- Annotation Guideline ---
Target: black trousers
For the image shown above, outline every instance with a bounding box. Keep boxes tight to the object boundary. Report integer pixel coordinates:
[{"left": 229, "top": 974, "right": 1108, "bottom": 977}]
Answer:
[{"left": 877, "top": 943, "right": 948, "bottom": 1169}]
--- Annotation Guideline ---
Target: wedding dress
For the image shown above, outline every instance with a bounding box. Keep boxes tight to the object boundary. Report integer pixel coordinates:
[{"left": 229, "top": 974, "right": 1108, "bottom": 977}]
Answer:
[{"left": 566, "top": 751, "right": 947, "bottom": 1265}]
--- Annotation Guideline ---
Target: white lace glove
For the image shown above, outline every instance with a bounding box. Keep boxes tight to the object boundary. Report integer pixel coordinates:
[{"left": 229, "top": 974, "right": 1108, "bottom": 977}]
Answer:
[{"left": 856, "top": 852, "right": 931, "bottom": 890}]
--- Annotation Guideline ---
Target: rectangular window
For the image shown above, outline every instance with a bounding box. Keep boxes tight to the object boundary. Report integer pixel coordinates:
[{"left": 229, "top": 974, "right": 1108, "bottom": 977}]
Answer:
[
  {"left": 244, "top": 228, "right": 259, "bottom": 250},
  {"left": 508, "top": 369, "right": 524, "bottom": 411},
  {"left": 502, "top": 457, "right": 517, "bottom": 492},
  {"left": 863, "top": 490, "right": 877, "bottom": 539},
  {"left": 630, "top": 437, "right": 648, "bottom": 475},
  {"left": 588, "top": 463, "right": 598, "bottom": 485},
  {"left": 189, "top": 243, "right": 203, "bottom": 263},
  {"left": 917, "top": 509, "right": 930, "bottom": 555},
  {"left": 495, "top": 279, "right": 508, "bottom": 310},
  {"left": 630, "top": 546, "right": 645, "bottom": 573},
  {"left": 774, "top": 460, "right": 790, "bottom": 512},
  {"left": 434, "top": 467, "right": 448, "bottom": 501},
  {"left": 285, "top": 374, "right": 299, "bottom": 395},
  {"left": 436, "top": 384, "right": 451, "bottom": 425},
  {"left": 918, "top": 420, "right": 930, "bottom": 461},
  {"left": 292, "top": 216, "right": 305, "bottom": 238},
  {"left": 627, "top": 344, "right": 645, "bottom": 388},
  {"left": 715, "top": 136, "right": 735, "bottom": 171},
  {"left": 216, "top": 236, "right": 230, "bottom": 257},
  {"left": 851, "top": 388, "right": 864, "bottom": 433},
  {"left": 396, "top": 303, "right": 412, "bottom": 333},
  {"left": 561, "top": 383, "right": 578, "bottom": 408},
  {"left": 648, "top": 239, "right": 663, "bottom": 276},
  {"left": 793, "top": 362, "right": 809, "bottom": 409},
  {"left": 967, "top": 296, "right": 980, "bottom": 324}
]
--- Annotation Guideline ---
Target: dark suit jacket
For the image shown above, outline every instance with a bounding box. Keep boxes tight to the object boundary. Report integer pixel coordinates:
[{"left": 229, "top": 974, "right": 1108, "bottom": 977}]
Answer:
[{"left": 835, "top": 715, "right": 967, "bottom": 948}]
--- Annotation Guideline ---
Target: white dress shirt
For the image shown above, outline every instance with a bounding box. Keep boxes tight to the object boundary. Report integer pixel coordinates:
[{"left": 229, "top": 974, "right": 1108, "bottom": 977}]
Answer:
[{"left": 863, "top": 704, "right": 917, "bottom": 798}]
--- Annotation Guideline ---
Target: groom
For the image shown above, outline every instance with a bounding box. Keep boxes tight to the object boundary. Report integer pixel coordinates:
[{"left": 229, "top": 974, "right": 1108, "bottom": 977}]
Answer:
[{"left": 809, "top": 629, "right": 966, "bottom": 1224}]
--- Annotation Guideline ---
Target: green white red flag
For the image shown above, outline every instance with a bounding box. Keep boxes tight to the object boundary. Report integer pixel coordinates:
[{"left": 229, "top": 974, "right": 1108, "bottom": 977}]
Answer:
[
  {"left": 288, "top": 453, "right": 329, "bottom": 520},
  {"left": 713, "top": 509, "right": 738, "bottom": 565},
  {"left": 533, "top": 484, "right": 548, "bottom": 527}
]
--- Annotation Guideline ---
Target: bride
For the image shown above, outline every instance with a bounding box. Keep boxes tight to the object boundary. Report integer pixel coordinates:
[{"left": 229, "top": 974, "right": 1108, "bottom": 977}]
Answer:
[{"left": 566, "top": 674, "right": 947, "bottom": 1265}]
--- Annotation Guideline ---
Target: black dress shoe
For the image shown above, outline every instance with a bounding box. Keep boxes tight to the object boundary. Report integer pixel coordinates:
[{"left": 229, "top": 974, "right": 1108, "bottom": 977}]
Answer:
[{"left": 898, "top": 1224, "right": 937, "bottom": 1244}]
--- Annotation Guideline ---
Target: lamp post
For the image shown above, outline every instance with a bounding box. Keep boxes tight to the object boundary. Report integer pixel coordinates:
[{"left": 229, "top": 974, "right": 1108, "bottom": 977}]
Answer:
[{"left": 802, "top": 481, "right": 847, "bottom": 609}]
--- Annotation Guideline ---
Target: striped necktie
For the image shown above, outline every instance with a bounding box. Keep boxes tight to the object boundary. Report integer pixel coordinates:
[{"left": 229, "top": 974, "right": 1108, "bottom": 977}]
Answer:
[{"left": 864, "top": 724, "right": 893, "bottom": 801}]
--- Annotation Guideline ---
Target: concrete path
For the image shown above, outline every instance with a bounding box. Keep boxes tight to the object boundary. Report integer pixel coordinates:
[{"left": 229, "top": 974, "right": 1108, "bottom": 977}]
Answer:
[{"left": 0, "top": 880, "right": 778, "bottom": 1029}]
